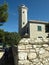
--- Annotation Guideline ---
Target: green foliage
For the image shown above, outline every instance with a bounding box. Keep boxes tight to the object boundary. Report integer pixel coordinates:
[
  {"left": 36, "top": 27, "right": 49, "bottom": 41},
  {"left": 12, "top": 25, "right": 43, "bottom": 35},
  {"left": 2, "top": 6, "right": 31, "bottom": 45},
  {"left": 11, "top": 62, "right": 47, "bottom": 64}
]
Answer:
[
  {"left": 0, "top": 29, "right": 5, "bottom": 43},
  {"left": 0, "top": 29, "right": 21, "bottom": 46},
  {"left": 5, "top": 32, "right": 21, "bottom": 45},
  {"left": 0, "top": 3, "right": 8, "bottom": 23}
]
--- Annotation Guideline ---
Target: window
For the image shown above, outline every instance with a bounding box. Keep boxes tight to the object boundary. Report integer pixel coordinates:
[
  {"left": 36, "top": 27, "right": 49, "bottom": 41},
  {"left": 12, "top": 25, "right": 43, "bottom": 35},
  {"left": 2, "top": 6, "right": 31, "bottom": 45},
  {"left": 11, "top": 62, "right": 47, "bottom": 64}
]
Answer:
[{"left": 37, "top": 26, "right": 42, "bottom": 31}]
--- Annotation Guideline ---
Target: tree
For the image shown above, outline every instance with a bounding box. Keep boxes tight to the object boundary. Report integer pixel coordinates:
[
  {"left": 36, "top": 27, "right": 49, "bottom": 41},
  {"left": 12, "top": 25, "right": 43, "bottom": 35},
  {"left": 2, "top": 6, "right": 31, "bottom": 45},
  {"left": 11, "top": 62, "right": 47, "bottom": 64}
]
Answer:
[
  {"left": 0, "top": 29, "right": 21, "bottom": 46},
  {"left": 0, "top": 29, "right": 5, "bottom": 43},
  {"left": 0, "top": 3, "right": 8, "bottom": 25},
  {"left": 0, "top": 2, "right": 8, "bottom": 45},
  {"left": 5, "top": 32, "right": 21, "bottom": 46}
]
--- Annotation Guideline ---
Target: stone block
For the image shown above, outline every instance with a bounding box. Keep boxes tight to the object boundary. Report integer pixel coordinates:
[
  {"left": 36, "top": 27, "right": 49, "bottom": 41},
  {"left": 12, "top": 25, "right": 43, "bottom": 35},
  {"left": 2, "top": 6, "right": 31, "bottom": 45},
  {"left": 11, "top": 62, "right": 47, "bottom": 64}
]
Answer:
[
  {"left": 18, "top": 52, "right": 27, "bottom": 60},
  {"left": 29, "top": 39, "right": 35, "bottom": 44},
  {"left": 18, "top": 49, "right": 29, "bottom": 52},
  {"left": 18, "top": 60, "right": 30, "bottom": 65},
  {"left": 43, "top": 44, "right": 48, "bottom": 48},
  {"left": 36, "top": 48, "right": 40, "bottom": 53},
  {"left": 39, "top": 48, "right": 45, "bottom": 54},
  {"left": 34, "top": 58, "right": 40, "bottom": 62},
  {"left": 18, "top": 45, "right": 26, "bottom": 50},
  {"left": 26, "top": 45, "right": 32, "bottom": 49},
  {"left": 45, "top": 46, "right": 49, "bottom": 51},
  {"left": 28, "top": 52, "right": 37, "bottom": 59},
  {"left": 19, "top": 38, "right": 29, "bottom": 44},
  {"left": 29, "top": 49, "right": 35, "bottom": 52},
  {"left": 18, "top": 49, "right": 24, "bottom": 52},
  {"left": 37, "top": 62, "right": 43, "bottom": 65},
  {"left": 33, "top": 45, "right": 37, "bottom": 48},
  {"left": 35, "top": 45, "right": 42, "bottom": 48},
  {"left": 39, "top": 51, "right": 49, "bottom": 58}
]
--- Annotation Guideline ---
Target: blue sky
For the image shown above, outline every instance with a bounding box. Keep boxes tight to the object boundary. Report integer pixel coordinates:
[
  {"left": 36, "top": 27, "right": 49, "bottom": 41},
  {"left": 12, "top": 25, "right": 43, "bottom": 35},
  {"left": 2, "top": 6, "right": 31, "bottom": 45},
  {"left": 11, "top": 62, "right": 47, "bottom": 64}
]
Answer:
[{"left": 0, "top": 0, "right": 49, "bottom": 32}]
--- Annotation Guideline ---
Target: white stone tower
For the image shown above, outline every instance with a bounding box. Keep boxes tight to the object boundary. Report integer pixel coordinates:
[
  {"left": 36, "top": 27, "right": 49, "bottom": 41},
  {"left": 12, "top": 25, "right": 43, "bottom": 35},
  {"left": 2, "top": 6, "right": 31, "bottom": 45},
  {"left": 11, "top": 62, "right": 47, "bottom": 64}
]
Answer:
[{"left": 18, "top": 4, "right": 28, "bottom": 35}]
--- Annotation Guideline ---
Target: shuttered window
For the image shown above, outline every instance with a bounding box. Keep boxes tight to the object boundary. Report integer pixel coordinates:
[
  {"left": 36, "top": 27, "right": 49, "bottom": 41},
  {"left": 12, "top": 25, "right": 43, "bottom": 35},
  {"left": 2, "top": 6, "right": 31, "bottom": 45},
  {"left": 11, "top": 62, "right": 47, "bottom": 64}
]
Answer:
[{"left": 38, "top": 26, "right": 42, "bottom": 31}]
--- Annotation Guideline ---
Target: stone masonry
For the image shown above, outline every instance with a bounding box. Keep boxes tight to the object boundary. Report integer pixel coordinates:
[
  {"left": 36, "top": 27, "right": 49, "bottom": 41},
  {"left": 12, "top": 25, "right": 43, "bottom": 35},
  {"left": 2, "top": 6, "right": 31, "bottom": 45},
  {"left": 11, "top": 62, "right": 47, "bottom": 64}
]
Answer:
[{"left": 13, "top": 38, "right": 49, "bottom": 65}]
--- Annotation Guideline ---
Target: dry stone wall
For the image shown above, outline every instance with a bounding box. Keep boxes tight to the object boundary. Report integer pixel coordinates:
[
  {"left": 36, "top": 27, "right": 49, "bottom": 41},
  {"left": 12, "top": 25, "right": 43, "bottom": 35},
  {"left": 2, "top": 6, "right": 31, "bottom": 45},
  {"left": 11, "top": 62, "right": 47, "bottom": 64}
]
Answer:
[
  {"left": 13, "top": 38, "right": 49, "bottom": 65},
  {"left": 18, "top": 39, "right": 49, "bottom": 65}
]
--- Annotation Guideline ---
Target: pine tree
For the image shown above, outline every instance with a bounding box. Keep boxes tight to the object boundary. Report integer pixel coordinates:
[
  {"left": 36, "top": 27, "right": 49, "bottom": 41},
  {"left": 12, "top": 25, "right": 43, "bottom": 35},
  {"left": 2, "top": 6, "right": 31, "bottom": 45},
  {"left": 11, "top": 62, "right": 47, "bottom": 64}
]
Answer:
[{"left": 0, "top": 2, "right": 8, "bottom": 25}]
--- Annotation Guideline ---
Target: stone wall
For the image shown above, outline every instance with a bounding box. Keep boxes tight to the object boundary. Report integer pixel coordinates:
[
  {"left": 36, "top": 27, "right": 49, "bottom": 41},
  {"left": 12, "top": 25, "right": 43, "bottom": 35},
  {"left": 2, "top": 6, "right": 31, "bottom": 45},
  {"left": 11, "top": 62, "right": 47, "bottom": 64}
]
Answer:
[{"left": 13, "top": 38, "right": 49, "bottom": 65}]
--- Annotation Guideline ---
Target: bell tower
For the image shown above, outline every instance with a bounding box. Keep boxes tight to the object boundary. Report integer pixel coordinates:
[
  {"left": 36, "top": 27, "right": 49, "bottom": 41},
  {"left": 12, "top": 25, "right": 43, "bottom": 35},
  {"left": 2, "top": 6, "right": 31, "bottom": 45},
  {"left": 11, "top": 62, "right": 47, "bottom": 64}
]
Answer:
[{"left": 18, "top": 4, "right": 28, "bottom": 35}]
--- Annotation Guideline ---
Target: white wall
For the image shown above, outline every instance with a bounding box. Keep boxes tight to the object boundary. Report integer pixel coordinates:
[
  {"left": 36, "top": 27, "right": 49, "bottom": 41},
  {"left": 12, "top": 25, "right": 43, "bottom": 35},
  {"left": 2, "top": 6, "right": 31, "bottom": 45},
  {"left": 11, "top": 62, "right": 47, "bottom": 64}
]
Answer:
[
  {"left": 21, "top": 8, "right": 27, "bottom": 28},
  {"left": 18, "top": 5, "right": 28, "bottom": 35},
  {"left": 29, "top": 23, "right": 47, "bottom": 39}
]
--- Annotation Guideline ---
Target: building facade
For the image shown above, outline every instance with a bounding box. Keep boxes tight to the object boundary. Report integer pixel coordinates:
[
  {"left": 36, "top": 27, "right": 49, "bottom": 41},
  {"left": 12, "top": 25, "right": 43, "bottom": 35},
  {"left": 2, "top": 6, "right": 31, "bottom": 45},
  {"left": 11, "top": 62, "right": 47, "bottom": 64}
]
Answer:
[
  {"left": 28, "top": 20, "right": 49, "bottom": 39},
  {"left": 18, "top": 5, "right": 49, "bottom": 40}
]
